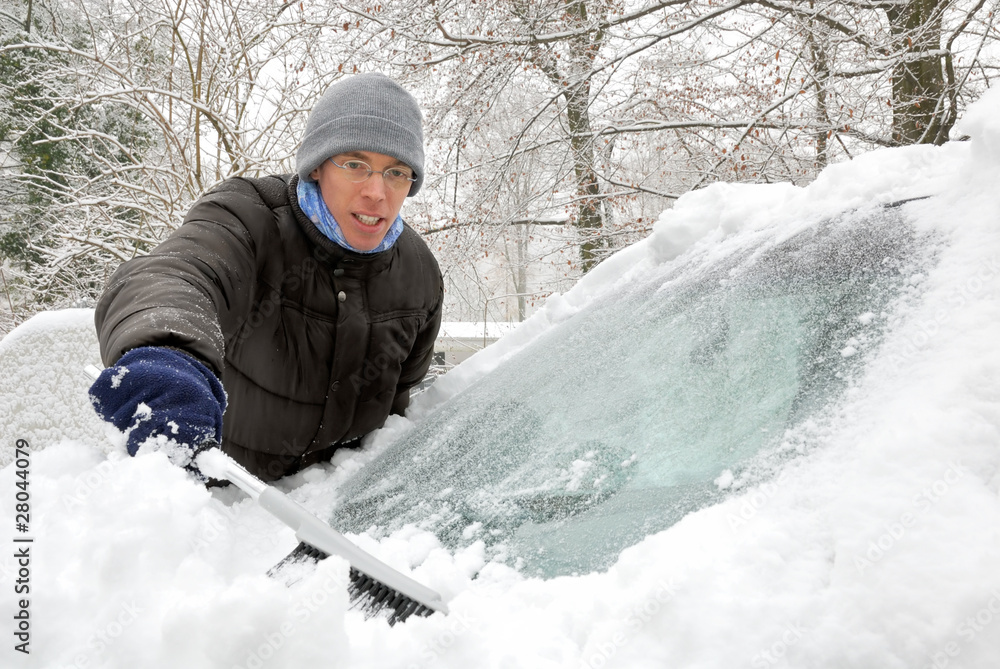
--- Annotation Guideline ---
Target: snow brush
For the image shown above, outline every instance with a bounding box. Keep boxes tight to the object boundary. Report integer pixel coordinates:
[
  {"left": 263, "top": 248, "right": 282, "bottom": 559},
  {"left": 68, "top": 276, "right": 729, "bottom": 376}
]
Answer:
[
  {"left": 83, "top": 364, "right": 448, "bottom": 625},
  {"left": 201, "top": 448, "right": 448, "bottom": 624}
]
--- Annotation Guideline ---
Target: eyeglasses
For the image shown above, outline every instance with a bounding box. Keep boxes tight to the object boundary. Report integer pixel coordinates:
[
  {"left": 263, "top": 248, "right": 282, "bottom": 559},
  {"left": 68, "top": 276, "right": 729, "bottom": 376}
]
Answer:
[{"left": 327, "top": 158, "right": 417, "bottom": 190}]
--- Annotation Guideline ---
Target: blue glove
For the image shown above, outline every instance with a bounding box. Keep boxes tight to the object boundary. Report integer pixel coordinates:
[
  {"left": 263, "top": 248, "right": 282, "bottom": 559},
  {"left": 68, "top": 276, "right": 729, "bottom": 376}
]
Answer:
[{"left": 89, "top": 347, "right": 227, "bottom": 473}]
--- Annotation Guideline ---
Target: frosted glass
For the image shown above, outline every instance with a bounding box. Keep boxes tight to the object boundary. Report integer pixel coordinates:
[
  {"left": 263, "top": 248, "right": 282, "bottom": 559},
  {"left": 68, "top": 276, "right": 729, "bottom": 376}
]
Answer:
[{"left": 333, "top": 204, "right": 928, "bottom": 576}]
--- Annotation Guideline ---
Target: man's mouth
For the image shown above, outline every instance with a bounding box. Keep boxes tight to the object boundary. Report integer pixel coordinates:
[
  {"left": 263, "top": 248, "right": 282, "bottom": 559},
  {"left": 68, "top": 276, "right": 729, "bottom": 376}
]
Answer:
[{"left": 355, "top": 214, "right": 381, "bottom": 227}]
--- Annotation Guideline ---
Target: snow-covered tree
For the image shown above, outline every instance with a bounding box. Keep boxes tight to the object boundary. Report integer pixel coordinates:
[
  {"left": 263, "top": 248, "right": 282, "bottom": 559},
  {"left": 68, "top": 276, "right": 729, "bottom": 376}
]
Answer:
[
  {"left": 2, "top": 0, "right": 998, "bottom": 333},
  {"left": 0, "top": 0, "right": 353, "bottom": 330}
]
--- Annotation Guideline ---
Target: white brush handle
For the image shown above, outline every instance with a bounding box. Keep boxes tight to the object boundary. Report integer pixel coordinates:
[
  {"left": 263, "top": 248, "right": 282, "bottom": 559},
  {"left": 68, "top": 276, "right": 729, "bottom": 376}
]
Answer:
[{"left": 217, "top": 453, "right": 449, "bottom": 614}]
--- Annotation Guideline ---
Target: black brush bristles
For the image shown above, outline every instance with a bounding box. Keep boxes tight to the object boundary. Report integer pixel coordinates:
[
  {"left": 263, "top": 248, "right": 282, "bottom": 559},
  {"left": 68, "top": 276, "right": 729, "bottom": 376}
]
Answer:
[
  {"left": 347, "top": 566, "right": 435, "bottom": 625},
  {"left": 268, "top": 541, "right": 435, "bottom": 625},
  {"left": 266, "top": 541, "right": 327, "bottom": 581}
]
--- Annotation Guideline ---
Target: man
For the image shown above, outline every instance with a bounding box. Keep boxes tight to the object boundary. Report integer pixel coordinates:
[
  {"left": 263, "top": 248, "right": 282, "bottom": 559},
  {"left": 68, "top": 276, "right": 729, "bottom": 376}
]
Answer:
[{"left": 88, "top": 73, "right": 443, "bottom": 482}]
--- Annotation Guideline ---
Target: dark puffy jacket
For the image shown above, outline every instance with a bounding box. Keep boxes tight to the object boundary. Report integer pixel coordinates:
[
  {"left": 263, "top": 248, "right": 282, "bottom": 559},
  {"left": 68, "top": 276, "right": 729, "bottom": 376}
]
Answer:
[{"left": 95, "top": 174, "right": 443, "bottom": 480}]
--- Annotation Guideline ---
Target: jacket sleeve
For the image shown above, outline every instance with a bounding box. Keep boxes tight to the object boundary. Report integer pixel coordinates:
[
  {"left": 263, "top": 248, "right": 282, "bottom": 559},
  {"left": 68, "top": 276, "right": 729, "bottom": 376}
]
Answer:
[
  {"left": 95, "top": 185, "right": 268, "bottom": 376},
  {"left": 390, "top": 278, "right": 443, "bottom": 415}
]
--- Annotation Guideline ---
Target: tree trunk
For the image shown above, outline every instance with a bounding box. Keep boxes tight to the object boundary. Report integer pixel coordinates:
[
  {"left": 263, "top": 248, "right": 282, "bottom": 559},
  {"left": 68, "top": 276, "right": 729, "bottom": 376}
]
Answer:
[
  {"left": 886, "top": 0, "right": 948, "bottom": 145},
  {"left": 806, "top": 3, "right": 831, "bottom": 168},
  {"left": 516, "top": 225, "right": 528, "bottom": 321},
  {"left": 564, "top": 78, "right": 604, "bottom": 272},
  {"left": 564, "top": 0, "right": 605, "bottom": 272}
]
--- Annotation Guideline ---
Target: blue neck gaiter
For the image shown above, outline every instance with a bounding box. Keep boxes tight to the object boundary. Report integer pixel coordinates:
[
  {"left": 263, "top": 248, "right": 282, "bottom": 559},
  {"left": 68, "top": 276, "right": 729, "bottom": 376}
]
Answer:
[{"left": 296, "top": 178, "right": 404, "bottom": 254}]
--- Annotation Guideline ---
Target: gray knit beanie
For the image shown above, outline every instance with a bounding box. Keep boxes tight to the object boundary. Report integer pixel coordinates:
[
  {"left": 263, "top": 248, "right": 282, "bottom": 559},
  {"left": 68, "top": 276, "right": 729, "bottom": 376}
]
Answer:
[{"left": 296, "top": 73, "right": 425, "bottom": 196}]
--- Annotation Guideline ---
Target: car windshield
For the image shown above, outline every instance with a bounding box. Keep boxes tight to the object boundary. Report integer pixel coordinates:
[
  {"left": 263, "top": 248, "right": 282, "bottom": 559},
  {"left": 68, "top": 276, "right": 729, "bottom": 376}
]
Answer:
[{"left": 333, "top": 203, "right": 931, "bottom": 577}]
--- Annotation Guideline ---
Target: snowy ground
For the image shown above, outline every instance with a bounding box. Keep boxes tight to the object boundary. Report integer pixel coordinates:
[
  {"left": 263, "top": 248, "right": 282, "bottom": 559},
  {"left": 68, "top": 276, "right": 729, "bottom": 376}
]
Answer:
[{"left": 3, "top": 89, "right": 1000, "bottom": 668}]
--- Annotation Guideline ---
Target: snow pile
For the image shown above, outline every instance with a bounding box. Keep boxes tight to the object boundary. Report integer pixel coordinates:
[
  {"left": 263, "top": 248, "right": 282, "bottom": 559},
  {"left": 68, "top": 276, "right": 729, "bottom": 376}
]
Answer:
[{"left": 2, "top": 90, "right": 1000, "bottom": 667}]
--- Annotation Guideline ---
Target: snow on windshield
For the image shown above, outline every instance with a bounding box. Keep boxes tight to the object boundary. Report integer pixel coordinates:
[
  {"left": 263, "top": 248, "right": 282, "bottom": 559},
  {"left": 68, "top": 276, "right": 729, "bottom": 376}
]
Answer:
[
  {"left": 2, "top": 91, "right": 1000, "bottom": 668},
  {"left": 332, "top": 203, "right": 934, "bottom": 578}
]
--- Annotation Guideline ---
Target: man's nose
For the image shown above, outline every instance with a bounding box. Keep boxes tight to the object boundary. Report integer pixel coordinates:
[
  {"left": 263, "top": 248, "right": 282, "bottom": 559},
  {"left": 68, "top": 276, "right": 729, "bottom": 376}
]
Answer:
[{"left": 359, "top": 172, "right": 389, "bottom": 199}]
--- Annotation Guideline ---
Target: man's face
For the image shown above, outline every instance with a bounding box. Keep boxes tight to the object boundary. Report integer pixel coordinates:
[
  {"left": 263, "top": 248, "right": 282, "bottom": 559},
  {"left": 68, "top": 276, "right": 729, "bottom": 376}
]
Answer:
[{"left": 310, "top": 150, "right": 411, "bottom": 251}]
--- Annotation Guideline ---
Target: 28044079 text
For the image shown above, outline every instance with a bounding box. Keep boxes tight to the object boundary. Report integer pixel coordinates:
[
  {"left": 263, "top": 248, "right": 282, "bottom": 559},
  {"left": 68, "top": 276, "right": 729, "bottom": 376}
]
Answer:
[{"left": 11, "top": 439, "right": 32, "bottom": 655}]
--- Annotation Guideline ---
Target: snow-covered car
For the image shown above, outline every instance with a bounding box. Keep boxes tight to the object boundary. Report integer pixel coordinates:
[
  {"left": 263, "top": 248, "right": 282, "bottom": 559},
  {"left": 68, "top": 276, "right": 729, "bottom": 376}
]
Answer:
[{"left": 3, "top": 93, "right": 1000, "bottom": 669}]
